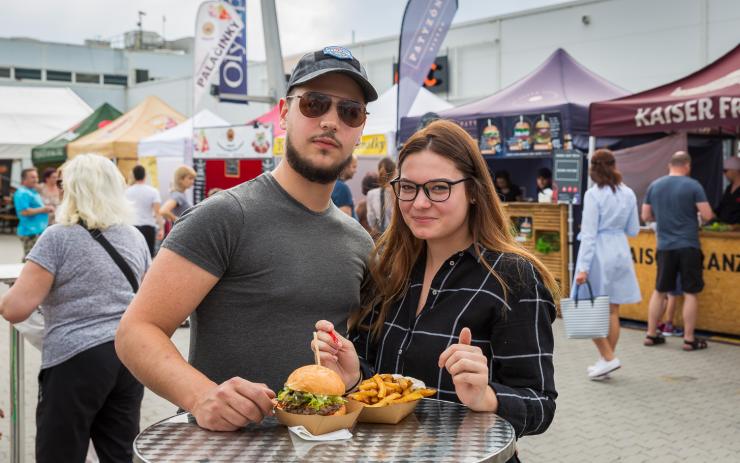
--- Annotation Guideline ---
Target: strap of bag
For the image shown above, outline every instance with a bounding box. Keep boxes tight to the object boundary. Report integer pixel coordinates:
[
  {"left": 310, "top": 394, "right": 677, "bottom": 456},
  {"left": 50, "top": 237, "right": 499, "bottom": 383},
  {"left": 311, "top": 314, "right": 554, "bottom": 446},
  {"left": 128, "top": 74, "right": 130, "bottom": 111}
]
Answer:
[
  {"left": 573, "top": 280, "right": 595, "bottom": 307},
  {"left": 86, "top": 228, "right": 139, "bottom": 293},
  {"left": 379, "top": 187, "right": 387, "bottom": 231}
]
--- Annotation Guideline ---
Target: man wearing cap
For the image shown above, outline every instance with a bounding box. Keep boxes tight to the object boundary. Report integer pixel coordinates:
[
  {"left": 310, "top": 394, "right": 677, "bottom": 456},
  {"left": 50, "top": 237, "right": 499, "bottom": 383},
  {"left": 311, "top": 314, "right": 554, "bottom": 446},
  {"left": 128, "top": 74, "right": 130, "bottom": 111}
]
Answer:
[
  {"left": 116, "top": 47, "right": 378, "bottom": 431},
  {"left": 715, "top": 156, "right": 740, "bottom": 226}
]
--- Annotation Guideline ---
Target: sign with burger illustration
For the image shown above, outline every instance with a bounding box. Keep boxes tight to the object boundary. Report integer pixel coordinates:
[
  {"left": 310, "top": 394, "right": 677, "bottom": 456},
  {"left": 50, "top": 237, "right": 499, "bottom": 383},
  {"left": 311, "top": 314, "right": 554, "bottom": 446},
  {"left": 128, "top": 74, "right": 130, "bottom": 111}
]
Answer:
[
  {"left": 193, "top": 123, "right": 273, "bottom": 159},
  {"left": 498, "top": 113, "right": 564, "bottom": 157}
]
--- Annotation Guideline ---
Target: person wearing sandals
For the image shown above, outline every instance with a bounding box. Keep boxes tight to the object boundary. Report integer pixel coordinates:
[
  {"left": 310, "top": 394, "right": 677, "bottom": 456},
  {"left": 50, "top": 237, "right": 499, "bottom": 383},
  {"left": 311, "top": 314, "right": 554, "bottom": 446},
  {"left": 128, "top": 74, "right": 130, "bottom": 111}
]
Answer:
[
  {"left": 573, "top": 149, "right": 641, "bottom": 379},
  {"left": 642, "top": 151, "right": 714, "bottom": 351}
]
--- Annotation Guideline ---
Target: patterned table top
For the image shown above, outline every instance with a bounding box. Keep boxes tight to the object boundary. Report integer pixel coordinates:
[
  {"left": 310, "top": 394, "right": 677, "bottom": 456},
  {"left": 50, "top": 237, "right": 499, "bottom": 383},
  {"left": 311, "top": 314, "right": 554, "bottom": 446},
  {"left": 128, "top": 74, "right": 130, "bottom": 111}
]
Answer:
[{"left": 134, "top": 399, "right": 516, "bottom": 462}]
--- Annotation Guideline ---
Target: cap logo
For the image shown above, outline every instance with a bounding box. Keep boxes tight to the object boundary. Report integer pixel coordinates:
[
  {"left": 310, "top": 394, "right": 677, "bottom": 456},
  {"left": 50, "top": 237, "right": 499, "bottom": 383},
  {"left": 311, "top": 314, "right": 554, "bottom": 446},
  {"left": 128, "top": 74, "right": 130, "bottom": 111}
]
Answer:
[{"left": 323, "top": 46, "right": 353, "bottom": 60}]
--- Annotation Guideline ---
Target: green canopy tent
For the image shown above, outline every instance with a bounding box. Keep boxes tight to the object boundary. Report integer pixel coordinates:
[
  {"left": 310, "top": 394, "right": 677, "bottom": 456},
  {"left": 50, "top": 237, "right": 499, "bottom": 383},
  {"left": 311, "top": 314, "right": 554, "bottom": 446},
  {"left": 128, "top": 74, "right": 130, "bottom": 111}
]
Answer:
[{"left": 31, "top": 102, "right": 122, "bottom": 168}]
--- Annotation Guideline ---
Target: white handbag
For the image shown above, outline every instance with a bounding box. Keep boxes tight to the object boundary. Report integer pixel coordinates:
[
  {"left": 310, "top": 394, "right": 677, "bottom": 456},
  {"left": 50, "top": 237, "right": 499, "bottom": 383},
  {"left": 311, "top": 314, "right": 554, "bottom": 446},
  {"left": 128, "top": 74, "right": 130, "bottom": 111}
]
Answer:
[{"left": 560, "top": 281, "right": 610, "bottom": 339}]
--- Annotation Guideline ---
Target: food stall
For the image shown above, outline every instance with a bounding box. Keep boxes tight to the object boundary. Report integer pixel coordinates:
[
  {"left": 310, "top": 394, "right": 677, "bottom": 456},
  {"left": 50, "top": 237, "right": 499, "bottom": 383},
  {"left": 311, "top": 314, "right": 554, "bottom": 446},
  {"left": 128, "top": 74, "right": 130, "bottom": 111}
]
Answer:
[
  {"left": 67, "top": 96, "right": 186, "bottom": 178},
  {"left": 400, "top": 48, "right": 629, "bottom": 294},
  {"left": 590, "top": 44, "right": 740, "bottom": 335},
  {"left": 138, "top": 109, "right": 230, "bottom": 204},
  {"left": 32, "top": 103, "right": 122, "bottom": 171}
]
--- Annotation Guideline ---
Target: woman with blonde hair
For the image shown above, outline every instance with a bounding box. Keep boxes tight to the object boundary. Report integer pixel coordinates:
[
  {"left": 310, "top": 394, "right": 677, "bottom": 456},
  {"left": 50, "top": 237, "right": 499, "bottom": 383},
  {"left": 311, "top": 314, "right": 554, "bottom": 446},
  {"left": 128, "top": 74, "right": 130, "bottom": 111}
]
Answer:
[
  {"left": 574, "top": 148, "right": 640, "bottom": 379},
  {"left": 159, "top": 165, "right": 196, "bottom": 223},
  {"left": 0, "top": 154, "right": 150, "bottom": 463},
  {"left": 313, "top": 120, "right": 559, "bottom": 446}
]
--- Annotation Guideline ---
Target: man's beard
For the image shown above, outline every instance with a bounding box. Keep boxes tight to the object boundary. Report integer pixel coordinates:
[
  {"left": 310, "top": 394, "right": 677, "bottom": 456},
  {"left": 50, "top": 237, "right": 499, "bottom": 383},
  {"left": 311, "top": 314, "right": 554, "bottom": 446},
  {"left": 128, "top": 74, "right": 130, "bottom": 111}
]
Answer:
[{"left": 285, "top": 135, "right": 353, "bottom": 184}]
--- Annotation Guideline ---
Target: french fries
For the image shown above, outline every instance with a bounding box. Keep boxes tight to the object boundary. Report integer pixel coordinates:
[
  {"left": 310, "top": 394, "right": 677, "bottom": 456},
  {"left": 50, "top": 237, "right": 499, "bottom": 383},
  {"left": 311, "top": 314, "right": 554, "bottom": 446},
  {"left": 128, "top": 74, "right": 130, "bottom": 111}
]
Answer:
[{"left": 349, "top": 374, "right": 436, "bottom": 407}]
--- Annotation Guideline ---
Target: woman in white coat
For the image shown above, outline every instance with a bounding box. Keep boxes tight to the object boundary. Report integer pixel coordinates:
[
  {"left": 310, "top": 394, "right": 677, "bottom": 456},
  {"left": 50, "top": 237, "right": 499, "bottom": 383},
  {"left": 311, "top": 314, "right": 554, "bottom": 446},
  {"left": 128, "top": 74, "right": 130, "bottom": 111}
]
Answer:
[{"left": 573, "top": 149, "right": 641, "bottom": 380}]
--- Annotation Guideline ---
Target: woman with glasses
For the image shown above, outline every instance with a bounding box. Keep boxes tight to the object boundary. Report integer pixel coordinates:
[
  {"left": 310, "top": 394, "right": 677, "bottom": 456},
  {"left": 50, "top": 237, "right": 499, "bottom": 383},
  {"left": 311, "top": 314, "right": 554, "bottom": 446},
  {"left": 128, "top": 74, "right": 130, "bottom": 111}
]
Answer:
[{"left": 312, "top": 120, "right": 559, "bottom": 447}]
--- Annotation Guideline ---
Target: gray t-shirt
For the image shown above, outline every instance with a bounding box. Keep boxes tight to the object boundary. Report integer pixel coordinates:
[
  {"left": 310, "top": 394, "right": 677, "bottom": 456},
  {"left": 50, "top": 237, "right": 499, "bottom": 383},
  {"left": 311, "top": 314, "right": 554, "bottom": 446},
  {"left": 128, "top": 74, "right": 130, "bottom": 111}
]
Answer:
[
  {"left": 170, "top": 190, "right": 192, "bottom": 218},
  {"left": 162, "top": 173, "right": 374, "bottom": 391},
  {"left": 645, "top": 175, "right": 707, "bottom": 250},
  {"left": 27, "top": 224, "right": 150, "bottom": 368}
]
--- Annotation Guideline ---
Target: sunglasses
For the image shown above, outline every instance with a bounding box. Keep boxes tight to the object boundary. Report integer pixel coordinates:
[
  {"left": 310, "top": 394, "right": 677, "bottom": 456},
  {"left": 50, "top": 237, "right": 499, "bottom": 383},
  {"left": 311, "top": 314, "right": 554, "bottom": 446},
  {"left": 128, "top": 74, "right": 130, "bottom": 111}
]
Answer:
[
  {"left": 56, "top": 179, "right": 63, "bottom": 189},
  {"left": 286, "top": 91, "right": 368, "bottom": 128}
]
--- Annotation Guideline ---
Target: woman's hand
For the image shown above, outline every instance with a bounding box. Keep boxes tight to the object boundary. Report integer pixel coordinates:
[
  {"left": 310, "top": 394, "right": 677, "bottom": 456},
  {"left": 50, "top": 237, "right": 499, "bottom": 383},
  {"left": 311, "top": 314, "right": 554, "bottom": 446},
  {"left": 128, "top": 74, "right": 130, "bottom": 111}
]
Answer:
[
  {"left": 575, "top": 271, "right": 588, "bottom": 285},
  {"left": 312, "top": 320, "right": 361, "bottom": 389},
  {"left": 438, "top": 327, "right": 498, "bottom": 412}
]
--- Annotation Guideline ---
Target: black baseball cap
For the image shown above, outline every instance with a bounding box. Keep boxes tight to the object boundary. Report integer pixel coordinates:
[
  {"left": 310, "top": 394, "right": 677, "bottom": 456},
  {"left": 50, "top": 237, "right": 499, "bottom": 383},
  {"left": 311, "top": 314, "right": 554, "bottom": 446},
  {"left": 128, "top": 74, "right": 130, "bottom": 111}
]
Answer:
[{"left": 287, "top": 46, "right": 378, "bottom": 103}]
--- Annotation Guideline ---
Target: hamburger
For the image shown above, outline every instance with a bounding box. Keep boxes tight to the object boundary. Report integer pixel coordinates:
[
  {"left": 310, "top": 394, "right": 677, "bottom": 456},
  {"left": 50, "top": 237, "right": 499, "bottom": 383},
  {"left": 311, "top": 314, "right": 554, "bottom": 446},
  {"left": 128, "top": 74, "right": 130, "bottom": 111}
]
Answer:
[
  {"left": 276, "top": 365, "right": 347, "bottom": 416},
  {"left": 534, "top": 117, "right": 552, "bottom": 146}
]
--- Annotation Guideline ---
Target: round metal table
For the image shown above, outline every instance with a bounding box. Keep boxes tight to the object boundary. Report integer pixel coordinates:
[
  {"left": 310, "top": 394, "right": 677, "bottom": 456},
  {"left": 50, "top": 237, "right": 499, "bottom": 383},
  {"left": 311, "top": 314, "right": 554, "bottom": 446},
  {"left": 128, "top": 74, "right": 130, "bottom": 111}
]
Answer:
[{"left": 134, "top": 399, "right": 516, "bottom": 462}]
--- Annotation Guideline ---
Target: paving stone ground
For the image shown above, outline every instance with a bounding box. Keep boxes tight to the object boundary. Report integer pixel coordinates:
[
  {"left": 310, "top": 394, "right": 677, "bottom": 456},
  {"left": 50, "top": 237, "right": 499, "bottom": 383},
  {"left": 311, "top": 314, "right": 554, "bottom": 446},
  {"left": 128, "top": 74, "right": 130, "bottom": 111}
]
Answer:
[{"left": 1, "top": 234, "right": 738, "bottom": 462}]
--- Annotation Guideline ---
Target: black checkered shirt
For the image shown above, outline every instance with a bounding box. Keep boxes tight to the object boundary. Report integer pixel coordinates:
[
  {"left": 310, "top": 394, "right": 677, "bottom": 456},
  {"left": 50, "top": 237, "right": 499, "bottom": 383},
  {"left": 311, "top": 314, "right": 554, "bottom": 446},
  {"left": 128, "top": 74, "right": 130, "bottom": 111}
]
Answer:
[{"left": 349, "top": 245, "right": 557, "bottom": 438}]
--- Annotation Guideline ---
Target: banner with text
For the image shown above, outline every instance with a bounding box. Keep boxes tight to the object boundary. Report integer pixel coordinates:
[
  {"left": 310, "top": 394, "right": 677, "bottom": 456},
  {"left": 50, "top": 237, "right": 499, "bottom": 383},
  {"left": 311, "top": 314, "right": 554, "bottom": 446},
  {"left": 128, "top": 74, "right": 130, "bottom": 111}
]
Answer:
[
  {"left": 193, "top": 1, "right": 244, "bottom": 109},
  {"left": 396, "top": 0, "right": 457, "bottom": 139},
  {"left": 218, "top": 0, "right": 248, "bottom": 103}
]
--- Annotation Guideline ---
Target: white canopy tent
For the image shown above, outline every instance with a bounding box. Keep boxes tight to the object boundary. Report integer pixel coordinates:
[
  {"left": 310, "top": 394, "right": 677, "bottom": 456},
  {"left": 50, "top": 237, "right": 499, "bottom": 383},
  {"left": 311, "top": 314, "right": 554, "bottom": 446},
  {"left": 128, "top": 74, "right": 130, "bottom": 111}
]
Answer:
[
  {"left": 363, "top": 84, "right": 454, "bottom": 138},
  {"left": 137, "top": 109, "right": 229, "bottom": 202},
  {"left": 0, "top": 86, "right": 92, "bottom": 185},
  {"left": 345, "top": 85, "right": 453, "bottom": 200}
]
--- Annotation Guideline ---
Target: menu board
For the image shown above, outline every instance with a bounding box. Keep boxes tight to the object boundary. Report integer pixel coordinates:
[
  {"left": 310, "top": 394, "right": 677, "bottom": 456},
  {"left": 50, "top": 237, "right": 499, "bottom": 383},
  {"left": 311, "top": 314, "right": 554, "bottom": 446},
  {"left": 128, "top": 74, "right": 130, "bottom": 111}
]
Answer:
[
  {"left": 479, "top": 113, "right": 564, "bottom": 157},
  {"left": 553, "top": 150, "right": 583, "bottom": 205}
]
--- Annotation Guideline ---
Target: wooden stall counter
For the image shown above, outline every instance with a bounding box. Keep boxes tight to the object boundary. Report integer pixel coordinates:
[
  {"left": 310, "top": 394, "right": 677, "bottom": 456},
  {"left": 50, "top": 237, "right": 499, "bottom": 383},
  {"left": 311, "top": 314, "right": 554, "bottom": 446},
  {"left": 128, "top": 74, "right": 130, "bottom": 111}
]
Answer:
[
  {"left": 502, "top": 202, "right": 570, "bottom": 297},
  {"left": 623, "top": 228, "right": 740, "bottom": 336}
]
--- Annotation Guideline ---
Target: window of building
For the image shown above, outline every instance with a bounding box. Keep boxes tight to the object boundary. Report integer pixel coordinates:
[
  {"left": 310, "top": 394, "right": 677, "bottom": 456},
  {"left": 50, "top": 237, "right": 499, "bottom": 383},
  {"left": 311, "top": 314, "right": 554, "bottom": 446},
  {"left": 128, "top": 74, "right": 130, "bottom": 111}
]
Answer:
[
  {"left": 135, "top": 69, "right": 149, "bottom": 83},
  {"left": 75, "top": 72, "right": 100, "bottom": 84},
  {"left": 103, "top": 74, "right": 128, "bottom": 86},
  {"left": 46, "top": 70, "right": 73, "bottom": 82},
  {"left": 15, "top": 67, "right": 42, "bottom": 80},
  {"left": 0, "top": 67, "right": 10, "bottom": 78}
]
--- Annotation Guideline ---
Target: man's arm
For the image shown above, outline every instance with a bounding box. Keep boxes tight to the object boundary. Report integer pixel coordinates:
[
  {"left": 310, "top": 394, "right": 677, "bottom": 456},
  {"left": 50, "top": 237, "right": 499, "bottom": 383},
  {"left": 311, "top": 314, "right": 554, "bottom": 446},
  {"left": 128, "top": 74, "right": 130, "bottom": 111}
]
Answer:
[
  {"left": 697, "top": 202, "right": 714, "bottom": 224},
  {"left": 19, "top": 206, "right": 53, "bottom": 217},
  {"left": 641, "top": 203, "right": 654, "bottom": 223},
  {"left": 115, "top": 249, "right": 275, "bottom": 431},
  {"left": 152, "top": 201, "right": 164, "bottom": 239}
]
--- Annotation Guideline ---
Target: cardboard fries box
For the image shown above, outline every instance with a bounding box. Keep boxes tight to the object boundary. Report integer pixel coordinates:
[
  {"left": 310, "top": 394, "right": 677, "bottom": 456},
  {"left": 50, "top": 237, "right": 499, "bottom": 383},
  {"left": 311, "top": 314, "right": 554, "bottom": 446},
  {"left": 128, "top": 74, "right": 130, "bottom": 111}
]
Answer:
[
  {"left": 275, "top": 399, "right": 363, "bottom": 435},
  {"left": 351, "top": 398, "right": 420, "bottom": 424}
]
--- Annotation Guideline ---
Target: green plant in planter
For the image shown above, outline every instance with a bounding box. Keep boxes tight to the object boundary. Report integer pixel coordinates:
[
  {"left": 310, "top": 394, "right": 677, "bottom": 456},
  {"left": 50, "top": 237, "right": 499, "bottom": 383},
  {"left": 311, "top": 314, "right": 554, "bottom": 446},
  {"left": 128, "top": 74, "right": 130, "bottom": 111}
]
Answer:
[{"left": 535, "top": 232, "right": 560, "bottom": 254}]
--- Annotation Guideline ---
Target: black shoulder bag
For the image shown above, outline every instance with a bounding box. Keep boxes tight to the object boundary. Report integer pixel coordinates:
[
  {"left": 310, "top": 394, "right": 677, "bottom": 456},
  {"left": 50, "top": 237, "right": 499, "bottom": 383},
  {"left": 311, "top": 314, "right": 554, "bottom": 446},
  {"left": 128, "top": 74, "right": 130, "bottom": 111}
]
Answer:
[{"left": 86, "top": 228, "right": 139, "bottom": 293}]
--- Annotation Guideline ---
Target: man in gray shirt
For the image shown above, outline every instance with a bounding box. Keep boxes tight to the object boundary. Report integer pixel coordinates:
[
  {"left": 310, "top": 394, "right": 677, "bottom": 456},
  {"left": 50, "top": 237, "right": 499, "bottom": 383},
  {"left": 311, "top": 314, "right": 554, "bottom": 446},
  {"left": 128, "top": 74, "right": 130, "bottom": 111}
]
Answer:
[
  {"left": 116, "top": 46, "right": 378, "bottom": 431},
  {"left": 642, "top": 151, "right": 713, "bottom": 351}
]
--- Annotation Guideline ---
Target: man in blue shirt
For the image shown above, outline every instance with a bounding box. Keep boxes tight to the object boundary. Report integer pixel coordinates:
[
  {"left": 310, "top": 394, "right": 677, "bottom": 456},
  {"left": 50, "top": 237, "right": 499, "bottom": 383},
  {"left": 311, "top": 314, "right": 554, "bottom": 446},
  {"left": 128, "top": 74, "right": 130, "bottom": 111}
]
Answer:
[
  {"left": 331, "top": 154, "right": 358, "bottom": 219},
  {"left": 642, "top": 152, "right": 714, "bottom": 351},
  {"left": 14, "top": 168, "right": 52, "bottom": 259}
]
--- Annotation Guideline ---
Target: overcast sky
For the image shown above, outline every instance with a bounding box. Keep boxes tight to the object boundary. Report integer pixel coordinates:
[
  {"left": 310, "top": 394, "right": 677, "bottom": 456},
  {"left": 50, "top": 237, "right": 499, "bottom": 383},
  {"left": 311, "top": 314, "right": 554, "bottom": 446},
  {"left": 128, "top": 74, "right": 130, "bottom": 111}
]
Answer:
[{"left": 0, "top": 0, "right": 567, "bottom": 60}]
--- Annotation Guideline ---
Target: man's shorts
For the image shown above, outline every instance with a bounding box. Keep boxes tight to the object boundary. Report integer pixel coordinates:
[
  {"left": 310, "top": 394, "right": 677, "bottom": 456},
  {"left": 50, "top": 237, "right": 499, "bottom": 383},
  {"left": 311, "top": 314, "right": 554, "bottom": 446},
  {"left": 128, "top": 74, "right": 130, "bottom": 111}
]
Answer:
[{"left": 656, "top": 247, "right": 703, "bottom": 294}]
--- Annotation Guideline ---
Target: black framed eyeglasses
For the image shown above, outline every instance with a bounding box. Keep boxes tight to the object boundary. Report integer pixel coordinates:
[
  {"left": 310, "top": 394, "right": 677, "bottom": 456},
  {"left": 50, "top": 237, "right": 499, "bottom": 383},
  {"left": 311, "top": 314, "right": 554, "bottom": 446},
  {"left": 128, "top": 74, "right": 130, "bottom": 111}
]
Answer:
[
  {"left": 286, "top": 91, "right": 368, "bottom": 128},
  {"left": 390, "top": 177, "right": 473, "bottom": 202}
]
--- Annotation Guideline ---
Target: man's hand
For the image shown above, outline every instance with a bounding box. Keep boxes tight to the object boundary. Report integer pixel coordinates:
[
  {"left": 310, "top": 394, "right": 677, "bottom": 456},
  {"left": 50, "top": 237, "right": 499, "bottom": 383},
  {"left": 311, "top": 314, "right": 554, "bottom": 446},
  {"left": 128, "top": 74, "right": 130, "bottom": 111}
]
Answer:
[
  {"left": 190, "top": 378, "right": 276, "bottom": 431},
  {"left": 575, "top": 271, "right": 588, "bottom": 285},
  {"left": 313, "top": 320, "right": 361, "bottom": 389},
  {"left": 438, "top": 327, "right": 498, "bottom": 412}
]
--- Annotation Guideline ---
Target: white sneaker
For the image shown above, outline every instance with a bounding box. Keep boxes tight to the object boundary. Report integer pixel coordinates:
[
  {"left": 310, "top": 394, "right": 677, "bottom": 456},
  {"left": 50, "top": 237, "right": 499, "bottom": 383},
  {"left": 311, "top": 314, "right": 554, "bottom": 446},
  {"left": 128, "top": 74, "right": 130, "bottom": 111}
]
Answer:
[
  {"left": 587, "top": 358, "right": 605, "bottom": 374},
  {"left": 588, "top": 358, "right": 621, "bottom": 379}
]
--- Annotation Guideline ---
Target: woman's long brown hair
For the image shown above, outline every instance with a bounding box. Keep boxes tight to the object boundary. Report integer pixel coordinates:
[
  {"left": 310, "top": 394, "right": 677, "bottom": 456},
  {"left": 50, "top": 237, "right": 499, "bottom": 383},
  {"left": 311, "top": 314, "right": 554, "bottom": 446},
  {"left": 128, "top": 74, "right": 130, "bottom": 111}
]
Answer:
[
  {"left": 351, "top": 119, "right": 560, "bottom": 339},
  {"left": 589, "top": 149, "right": 623, "bottom": 192}
]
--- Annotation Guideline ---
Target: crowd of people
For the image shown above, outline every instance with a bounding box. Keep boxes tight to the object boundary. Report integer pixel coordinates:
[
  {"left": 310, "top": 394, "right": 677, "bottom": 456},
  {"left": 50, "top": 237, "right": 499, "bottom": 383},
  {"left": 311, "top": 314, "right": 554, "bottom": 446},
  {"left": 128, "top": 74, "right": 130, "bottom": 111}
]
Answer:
[{"left": 0, "top": 44, "right": 738, "bottom": 463}]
